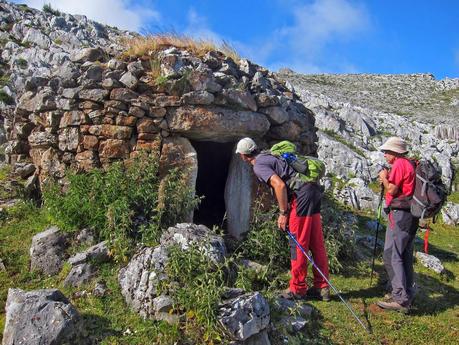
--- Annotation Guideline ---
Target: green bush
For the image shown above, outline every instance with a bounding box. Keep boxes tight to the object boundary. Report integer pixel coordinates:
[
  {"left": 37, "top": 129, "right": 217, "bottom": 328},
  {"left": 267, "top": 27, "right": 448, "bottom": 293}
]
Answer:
[
  {"left": 42, "top": 3, "right": 61, "bottom": 16},
  {"left": 240, "top": 203, "right": 290, "bottom": 263},
  {"left": 16, "top": 58, "right": 28, "bottom": 69},
  {"left": 239, "top": 195, "right": 356, "bottom": 276},
  {"left": 163, "top": 244, "right": 227, "bottom": 342},
  {"left": 321, "top": 196, "right": 357, "bottom": 272},
  {"left": 43, "top": 153, "right": 200, "bottom": 261}
]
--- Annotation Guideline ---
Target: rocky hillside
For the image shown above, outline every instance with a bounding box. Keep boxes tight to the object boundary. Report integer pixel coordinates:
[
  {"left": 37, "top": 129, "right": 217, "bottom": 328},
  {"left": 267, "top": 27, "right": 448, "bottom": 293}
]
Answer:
[
  {"left": 277, "top": 70, "right": 459, "bottom": 125},
  {"left": 1, "top": 2, "right": 459, "bottom": 345},
  {"left": 0, "top": 0, "right": 135, "bottom": 144},
  {"left": 277, "top": 69, "right": 458, "bottom": 214}
]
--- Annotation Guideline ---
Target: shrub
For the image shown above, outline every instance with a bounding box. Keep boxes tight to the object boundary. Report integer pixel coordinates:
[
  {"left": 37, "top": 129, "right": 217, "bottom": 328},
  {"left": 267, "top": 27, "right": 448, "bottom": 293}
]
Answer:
[
  {"left": 42, "top": 3, "right": 61, "bottom": 16},
  {"left": 0, "top": 90, "right": 13, "bottom": 105},
  {"left": 239, "top": 200, "right": 290, "bottom": 268},
  {"left": 163, "top": 244, "right": 227, "bottom": 342},
  {"left": 239, "top": 195, "right": 356, "bottom": 276},
  {"left": 43, "top": 153, "right": 200, "bottom": 261},
  {"left": 321, "top": 196, "right": 357, "bottom": 272},
  {"left": 16, "top": 58, "right": 28, "bottom": 69}
]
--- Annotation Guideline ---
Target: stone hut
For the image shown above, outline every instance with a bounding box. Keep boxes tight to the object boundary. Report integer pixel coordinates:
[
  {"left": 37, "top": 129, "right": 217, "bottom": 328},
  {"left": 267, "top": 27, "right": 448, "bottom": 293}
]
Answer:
[{"left": 4, "top": 46, "right": 317, "bottom": 238}]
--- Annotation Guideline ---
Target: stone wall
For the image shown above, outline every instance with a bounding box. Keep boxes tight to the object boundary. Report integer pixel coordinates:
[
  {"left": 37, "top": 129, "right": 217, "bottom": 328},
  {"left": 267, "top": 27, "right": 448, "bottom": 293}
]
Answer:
[{"left": 4, "top": 46, "right": 318, "bottom": 238}]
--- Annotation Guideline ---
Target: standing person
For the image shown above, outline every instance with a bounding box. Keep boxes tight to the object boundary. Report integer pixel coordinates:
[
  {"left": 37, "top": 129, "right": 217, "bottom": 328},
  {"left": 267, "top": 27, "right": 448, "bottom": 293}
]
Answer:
[
  {"left": 236, "top": 137, "right": 330, "bottom": 301},
  {"left": 377, "top": 137, "right": 418, "bottom": 313}
]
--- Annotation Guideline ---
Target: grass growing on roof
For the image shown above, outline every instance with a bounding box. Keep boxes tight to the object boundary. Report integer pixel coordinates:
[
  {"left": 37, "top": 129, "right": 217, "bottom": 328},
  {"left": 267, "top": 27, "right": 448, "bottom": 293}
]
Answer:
[{"left": 120, "top": 33, "right": 240, "bottom": 61}]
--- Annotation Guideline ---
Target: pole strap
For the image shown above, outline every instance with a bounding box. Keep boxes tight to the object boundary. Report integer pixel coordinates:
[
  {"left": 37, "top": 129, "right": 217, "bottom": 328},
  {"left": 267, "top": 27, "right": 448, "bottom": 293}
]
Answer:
[{"left": 424, "top": 226, "right": 430, "bottom": 254}]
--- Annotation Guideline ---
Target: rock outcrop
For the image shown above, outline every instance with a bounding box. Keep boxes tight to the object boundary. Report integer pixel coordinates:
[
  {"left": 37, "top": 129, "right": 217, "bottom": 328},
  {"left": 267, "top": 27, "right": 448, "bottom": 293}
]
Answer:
[
  {"left": 278, "top": 70, "right": 458, "bottom": 211},
  {"left": 218, "top": 292, "right": 270, "bottom": 342},
  {"left": 29, "top": 226, "right": 68, "bottom": 275},
  {"left": 118, "top": 223, "right": 227, "bottom": 320},
  {"left": 3, "top": 288, "right": 84, "bottom": 345}
]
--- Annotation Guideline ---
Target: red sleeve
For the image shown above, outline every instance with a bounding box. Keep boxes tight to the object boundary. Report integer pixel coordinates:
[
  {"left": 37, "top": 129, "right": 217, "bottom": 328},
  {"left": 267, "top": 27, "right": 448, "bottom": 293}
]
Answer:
[{"left": 388, "top": 161, "right": 403, "bottom": 187}]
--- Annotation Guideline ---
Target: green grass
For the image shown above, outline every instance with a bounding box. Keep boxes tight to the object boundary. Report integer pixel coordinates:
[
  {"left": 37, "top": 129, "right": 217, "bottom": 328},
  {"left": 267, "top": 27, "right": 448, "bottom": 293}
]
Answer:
[
  {"left": 322, "top": 129, "right": 366, "bottom": 157},
  {"left": 1, "top": 172, "right": 458, "bottom": 344},
  {"left": 301, "top": 220, "right": 459, "bottom": 345}
]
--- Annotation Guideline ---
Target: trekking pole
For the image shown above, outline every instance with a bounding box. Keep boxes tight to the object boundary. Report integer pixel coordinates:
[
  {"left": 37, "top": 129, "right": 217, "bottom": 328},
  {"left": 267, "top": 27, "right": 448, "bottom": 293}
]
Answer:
[
  {"left": 286, "top": 228, "right": 369, "bottom": 333},
  {"left": 369, "top": 185, "right": 385, "bottom": 286}
]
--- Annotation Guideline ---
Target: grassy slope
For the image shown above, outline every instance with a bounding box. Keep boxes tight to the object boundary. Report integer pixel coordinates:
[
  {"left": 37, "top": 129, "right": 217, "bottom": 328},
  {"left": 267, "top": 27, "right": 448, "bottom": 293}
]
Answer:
[
  {"left": 308, "top": 219, "right": 459, "bottom": 345},
  {"left": 1, "top": 200, "right": 458, "bottom": 344},
  {"left": 0, "top": 203, "right": 182, "bottom": 345}
]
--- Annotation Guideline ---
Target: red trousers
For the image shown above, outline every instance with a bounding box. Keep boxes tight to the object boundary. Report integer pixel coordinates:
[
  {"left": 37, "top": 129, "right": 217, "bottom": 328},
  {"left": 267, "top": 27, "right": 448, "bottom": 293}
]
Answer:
[{"left": 288, "top": 198, "right": 329, "bottom": 295}]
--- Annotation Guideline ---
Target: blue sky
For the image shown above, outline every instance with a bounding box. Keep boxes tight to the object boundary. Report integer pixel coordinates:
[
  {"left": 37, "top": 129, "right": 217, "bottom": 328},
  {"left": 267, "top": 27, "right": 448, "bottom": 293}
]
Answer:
[{"left": 12, "top": 0, "right": 459, "bottom": 79}]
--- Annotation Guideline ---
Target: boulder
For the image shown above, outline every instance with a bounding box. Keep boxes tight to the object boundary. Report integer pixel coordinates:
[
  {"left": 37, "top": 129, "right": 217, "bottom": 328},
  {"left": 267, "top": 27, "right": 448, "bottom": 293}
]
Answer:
[
  {"left": 415, "top": 252, "right": 445, "bottom": 274},
  {"left": 68, "top": 241, "right": 110, "bottom": 266},
  {"left": 63, "top": 263, "right": 97, "bottom": 287},
  {"left": 441, "top": 202, "right": 459, "bottom": 226},
  {"left": 166, "top": 106, "right": 270, "bottom": 142},
  {"left": 3, "top": 289, "right": 84, "bottom": 345},
  {"left": 218, "top": 292, "right": 270, "bottom": 341},
  {"left": 160, "top": 223, "right": 227, "bottom": 263},
  {"left": 30, "top": 226, "right": 68, "bottom": 275},
  {"left": 118, "top": 246, "right": 170, "bottom": 319},
  {"left": 70, "top": 47, "right": 105, "bottom": 63}
]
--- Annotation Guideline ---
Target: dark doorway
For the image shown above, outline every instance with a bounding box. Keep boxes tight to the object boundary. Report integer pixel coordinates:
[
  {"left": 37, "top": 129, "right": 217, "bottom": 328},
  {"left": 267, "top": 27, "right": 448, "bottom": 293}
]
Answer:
[{"left": 191, "top": 140, "right": 234, "bottom": 229}]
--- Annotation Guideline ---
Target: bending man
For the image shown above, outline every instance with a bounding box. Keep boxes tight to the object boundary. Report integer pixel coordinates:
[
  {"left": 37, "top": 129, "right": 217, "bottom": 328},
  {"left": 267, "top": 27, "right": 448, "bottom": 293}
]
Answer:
[{"left": 236, "top": 137, "right": 330, "bottom": 301}]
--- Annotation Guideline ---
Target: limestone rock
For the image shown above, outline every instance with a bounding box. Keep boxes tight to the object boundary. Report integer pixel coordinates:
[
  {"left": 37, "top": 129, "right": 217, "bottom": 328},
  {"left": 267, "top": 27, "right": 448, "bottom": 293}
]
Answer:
[
  {"left": 70, "top": 47, "right": 105, "bottom": 63},
  {"left": 166, "top": 106, "right": 270, "bottom": 142},
  {"left": 13, "top": 162, "right": 35, "bottom": 178},
  {"left": 64, "top": 263, "right": 97, "bottom": 287},
  {"left": 92, "top": 281, "right": 108, "bottom": 297},
  {"left": 160, "top": 223, "right": 227, "bottom": 263},
  {"left": 415, "top": 252, "right": 445, "bottom": 274},
  {"left": 76, "top": 228, "right": 96, "bottom": 246},
  {"left": 68, "top": 241, "right": 110, "bottom": 266},
  {"left": 3, "top": 288, "right": 84, "bottom": 345},
  {"left": 182, "top": 90, "right": 215, "bottom": 105},
  {"left": 259, "top": 106, "right": 289, "bottom": 125},
  {"left": 441, "top": 202, "right": 459, "bottom": 226},
  {"left": 30, "top": 226, "right": 68, "bottom": 275},
  {"left": 218, "top": 292, "right": 270, "bottom": 341},
  {"left": 222, "top": 89, "right": 257, "bottom": 111},
  {"left": 118, "top": 246, "right": 169, "bottom": 319},
  {"left": 225, "top": 153, "right": 253, "bottom": 239}
]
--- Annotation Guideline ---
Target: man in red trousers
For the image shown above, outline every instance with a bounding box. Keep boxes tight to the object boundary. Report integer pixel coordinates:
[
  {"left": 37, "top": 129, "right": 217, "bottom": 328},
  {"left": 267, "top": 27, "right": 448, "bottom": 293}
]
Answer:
[{"left": 236, "top": 137, "right": 330, "bottom": 301}]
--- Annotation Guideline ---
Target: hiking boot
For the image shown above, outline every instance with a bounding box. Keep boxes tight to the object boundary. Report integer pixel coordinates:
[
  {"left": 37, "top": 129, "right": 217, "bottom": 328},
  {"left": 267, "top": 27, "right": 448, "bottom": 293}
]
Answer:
[
  {"left": 384, "top": 292, "right": 392, "bottom": 301},
  {"left": 306, "top": 287, "right": 331, "bottom": 302},
  {"left": 377, "top": 299, "right": 410, "bottom": 314},
  {"left": 280, "top": 289, "right": 307, "bottom": 301}
]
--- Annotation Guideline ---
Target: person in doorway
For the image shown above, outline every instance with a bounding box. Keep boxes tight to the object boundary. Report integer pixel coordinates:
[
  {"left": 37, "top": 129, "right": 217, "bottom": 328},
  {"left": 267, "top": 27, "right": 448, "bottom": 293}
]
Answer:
[
  {"left": 236, "top": 137, "right": 330, "bottom": 301},
  {"left": 377, "top": 136, "right": 418, "bottom": 313}
]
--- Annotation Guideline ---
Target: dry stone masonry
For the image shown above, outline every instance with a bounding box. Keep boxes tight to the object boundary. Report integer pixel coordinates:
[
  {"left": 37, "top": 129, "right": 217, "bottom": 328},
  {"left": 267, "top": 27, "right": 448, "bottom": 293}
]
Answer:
[{"left": 1, "top": 2, "right": 318, "bottom": 237}]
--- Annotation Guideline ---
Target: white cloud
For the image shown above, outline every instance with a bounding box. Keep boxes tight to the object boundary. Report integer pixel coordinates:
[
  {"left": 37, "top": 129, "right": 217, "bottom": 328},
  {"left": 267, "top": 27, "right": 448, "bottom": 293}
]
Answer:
[
  {"left": 284, "top": 0, "right": 369, "bottom": 53},
  {"left": 14, "top": 0, "right": 160, "bottom": 31},
  {"left": 246, "top": 0, "right": 370, "bottom": 73},
  {"left": 184, "top": 8, "right": 223, "bottom": 44}
]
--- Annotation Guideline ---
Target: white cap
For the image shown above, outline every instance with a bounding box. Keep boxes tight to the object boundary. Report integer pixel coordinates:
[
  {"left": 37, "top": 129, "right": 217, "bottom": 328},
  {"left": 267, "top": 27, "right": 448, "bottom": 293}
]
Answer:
[
  {"left": 235, "top": 137, "right": 257, "bottom": 155},
  {"left": 379, "top": 136, "right": 408, "bottom": 154}
]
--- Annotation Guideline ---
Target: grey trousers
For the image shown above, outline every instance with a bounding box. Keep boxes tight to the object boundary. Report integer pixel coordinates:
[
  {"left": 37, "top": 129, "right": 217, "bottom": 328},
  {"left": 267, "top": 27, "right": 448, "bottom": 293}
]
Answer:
[{"left": 383, "top": 209, "right": 419, "bottom": 306}]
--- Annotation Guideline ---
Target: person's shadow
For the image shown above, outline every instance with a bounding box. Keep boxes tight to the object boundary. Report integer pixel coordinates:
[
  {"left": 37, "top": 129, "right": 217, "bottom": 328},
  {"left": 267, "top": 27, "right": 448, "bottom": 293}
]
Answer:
[{"left": 340, "top": 260, "right": 459, "bottom": 317}]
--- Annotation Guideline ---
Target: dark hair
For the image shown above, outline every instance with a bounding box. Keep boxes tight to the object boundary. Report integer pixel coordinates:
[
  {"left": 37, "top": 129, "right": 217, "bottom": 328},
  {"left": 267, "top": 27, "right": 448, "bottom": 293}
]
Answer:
[{"left": 244, "top": 149, "right": 260, "bottom": 158}]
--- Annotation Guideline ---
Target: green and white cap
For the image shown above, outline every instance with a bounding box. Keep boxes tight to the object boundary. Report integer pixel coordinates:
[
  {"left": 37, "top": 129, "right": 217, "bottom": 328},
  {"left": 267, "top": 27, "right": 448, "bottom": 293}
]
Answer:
[{"left": 235, "top": 137, "right": 257, "bottom": 154}]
